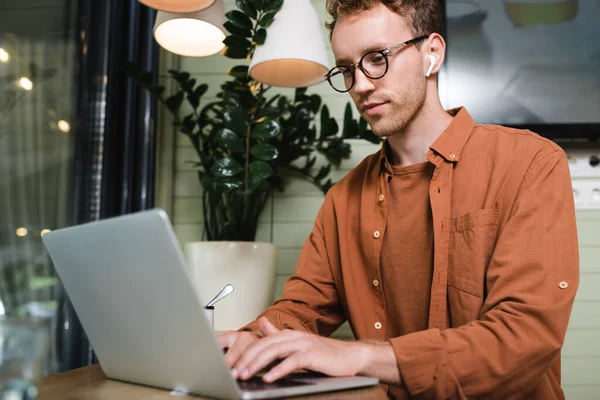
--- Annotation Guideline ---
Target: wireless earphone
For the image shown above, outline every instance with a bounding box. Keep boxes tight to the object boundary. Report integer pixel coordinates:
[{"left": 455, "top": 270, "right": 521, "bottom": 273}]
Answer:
[{"left": 425, "top": 54, "right": 436, "bottom": 77}]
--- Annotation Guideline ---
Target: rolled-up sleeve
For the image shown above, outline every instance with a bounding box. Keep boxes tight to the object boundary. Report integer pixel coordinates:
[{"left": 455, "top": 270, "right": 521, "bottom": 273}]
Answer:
[
  {"left": 241, "top": 194, "right": 346, "bottom": 336},
  {"left": 389, "top": 149, "right": 579, "bottom": 399}
]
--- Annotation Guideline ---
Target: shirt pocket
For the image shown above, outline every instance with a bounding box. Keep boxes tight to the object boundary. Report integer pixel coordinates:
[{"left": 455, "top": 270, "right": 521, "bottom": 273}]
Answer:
[{"left": 448, "top": 208, "right": 500, "bottom": 326}]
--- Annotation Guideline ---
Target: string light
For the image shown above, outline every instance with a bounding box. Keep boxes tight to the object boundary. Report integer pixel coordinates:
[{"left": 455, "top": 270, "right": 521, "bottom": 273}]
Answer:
[
  {"left": 40, "top": 229, "right": 52, "bottom": 236},
  {"left": 18, "top": 77, "right": 33, "bottom": 91},
  {"left": 16, "top": 227, "right": 28, "bottom": 237},
  {"left": 57, "top": 120, "right": 70, "bottom": 133},
  {"left": 0, "top": 48, "right": 8, "bottom": 63}
]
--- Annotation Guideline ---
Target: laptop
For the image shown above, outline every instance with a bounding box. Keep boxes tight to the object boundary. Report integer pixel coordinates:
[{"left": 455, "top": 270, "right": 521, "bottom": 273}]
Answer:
[{"left": 42, "top": 208, "right": 379, "bottom": 400}]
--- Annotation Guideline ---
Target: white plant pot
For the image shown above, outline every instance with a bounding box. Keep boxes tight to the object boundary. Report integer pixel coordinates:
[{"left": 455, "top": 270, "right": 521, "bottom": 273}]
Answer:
[{"left": 183, "top": 241, "right": 277, "bottom": 332}]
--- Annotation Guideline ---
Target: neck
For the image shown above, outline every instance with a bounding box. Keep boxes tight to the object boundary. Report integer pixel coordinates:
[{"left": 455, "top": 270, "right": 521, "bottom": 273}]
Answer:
[{"left": 386, "top": 91, "right": 453, "bottom": 167}]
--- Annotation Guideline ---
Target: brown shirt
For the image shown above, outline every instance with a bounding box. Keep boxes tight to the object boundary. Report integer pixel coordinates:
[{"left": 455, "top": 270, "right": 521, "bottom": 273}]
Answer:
[
  {"left": 381, "top": 161, "right": 434, "bottom": 339},
  {"left": 243, "top": 108, "right": 579, "bottom": 399}
]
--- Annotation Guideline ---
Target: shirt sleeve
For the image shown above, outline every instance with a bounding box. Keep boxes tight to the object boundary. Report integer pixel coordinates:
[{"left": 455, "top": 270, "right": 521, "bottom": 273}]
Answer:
[
  {"left": 240, "top": 194, "right": 346, "bottom": 336},
  {"left": 388, "top": 149, "right": 579, "bottom": 399}
]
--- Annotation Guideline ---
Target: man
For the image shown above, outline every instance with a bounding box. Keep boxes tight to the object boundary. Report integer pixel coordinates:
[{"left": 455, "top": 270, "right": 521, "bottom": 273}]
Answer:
[{"left": 217, "top": 1, "right": 579, "bottom": 398}]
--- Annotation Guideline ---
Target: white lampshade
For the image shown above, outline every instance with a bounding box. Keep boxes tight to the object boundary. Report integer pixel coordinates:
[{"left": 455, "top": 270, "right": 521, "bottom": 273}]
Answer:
[
  {"left": 153, "top": 0, "right": 226, "bottom": 57},
  {"left": 249, "top": 0, "right": 329, "bottom": 87},
  {"left": 139, "top": 0, "right": 215, "bottom": 13}
]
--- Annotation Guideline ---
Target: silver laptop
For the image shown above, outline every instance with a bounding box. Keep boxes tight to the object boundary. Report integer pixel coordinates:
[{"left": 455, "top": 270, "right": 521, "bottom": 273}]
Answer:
[{"left": 42, "top": 208, "right": 378, "bottom": 400}]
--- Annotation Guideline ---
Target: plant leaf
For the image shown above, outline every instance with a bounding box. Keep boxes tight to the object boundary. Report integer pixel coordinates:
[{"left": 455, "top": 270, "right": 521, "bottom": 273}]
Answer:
[
  {"left": 223, "top": 35, "right": 252, "bottom": 50},
  {"left": 217, "top": 128, "right": 245, "bottom": 152},
  {"left": 211, "top": 158, "right": 244, "bottom": 178},
  {"left": 315, "top": 165, "right": 332, "bottom": 181},
  {"left": 195, "top": 83, "right": 208, "bottom": 99},
  {"left": 342, "top": 103, "right": 359, "bottom": 138},
  {"left": 277, "top": 96, "right": 287, "bottom": 113},
  {"left": 214, "top": 177, "right": 243, "bottom": 192},
  {"left": 309, "top": 94, "right": 321, "bottom": 113},
  {"left": 294, "top": 87, "right": 308, "bottom": 102},
  {"left": 224, "top": 107, "right": 247, "bottom": 135},
  {"left": 187, "top": 93, "right": 199, "bottom": 109},
  {"left": 264, "top": 0, "right": 284, "bottom": 12},
  {"left": 251, "top": 143, "right": 278, "bottom": 161},
  {"left": 320, "top": 105, "right": 331, "bottom": 137},
  {"left": 226, "top": 10, "right": 253, "bottom": 30},
  {"left": 250, "top": 160, "right": 274, "bottom": 179},
  {"left": 258, "top": 11, "right": 277, "bottom": 27},
  {"left": 236, "top": 0, "right": 258, "bottom": 19},
  {"left": 251, "top": 119, "right": 281, "bottom": 139},
  {"left": 223, "top": 46, "right": 250, "bottom": 59},
  {"left": 165, "top": 91, "right": 184, "bottom": 113},
  {"left": 223, "top": 21, "right": 252, "bottom": 37},
  {"left": 180, "top": 115, "right": 195, "bottom": 135},
  {"left": 294, "top": 108, "right": 311, "bottom": 130},
  {"left": 327, "top": 118, "right": 339, "bottom": 137},
  {"left": 253, "top": 28, "right": 267, "bottom": 45},
  {"left": 228, "top": 65, "right": 249, "bottom": 78},
  {"left": 250, "top": 0, "right": 265, "bottom": 11},
  {"left": 168, "top": 70, "right": 190, "bottom": 87}
]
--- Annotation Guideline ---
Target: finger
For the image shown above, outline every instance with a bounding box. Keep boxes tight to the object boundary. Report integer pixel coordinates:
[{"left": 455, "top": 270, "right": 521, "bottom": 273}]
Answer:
[
  {"left": 224, "top": 341, "right": 245, "bottom": 369},
  {"left": 224, "top": 334, "right": 258, "bottom": 370},
  {"left": 216, "top": 331, "right": 237, "bottom": 349},
  {"left": 263, "top": 353, "right": 304, "bottom": 383},
  {"left": 234, "top": 331, "right": 296, "bottom": 378},
  {"left": 258, "top": 317, "right": 280, "bottom": 336},
  {"left": 241, "top": 340, "right": 302, "bottom": 380}
]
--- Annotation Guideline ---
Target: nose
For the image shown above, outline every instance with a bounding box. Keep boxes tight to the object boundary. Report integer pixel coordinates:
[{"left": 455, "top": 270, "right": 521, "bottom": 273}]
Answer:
[{"left": 351, "top": 67, "right": 375, "bottom": 95}]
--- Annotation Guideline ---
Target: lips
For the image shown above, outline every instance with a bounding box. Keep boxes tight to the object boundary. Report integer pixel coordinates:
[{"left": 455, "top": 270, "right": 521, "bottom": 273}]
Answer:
[{"left": 361, "top": 102, "right": 387, "bottom": 116}]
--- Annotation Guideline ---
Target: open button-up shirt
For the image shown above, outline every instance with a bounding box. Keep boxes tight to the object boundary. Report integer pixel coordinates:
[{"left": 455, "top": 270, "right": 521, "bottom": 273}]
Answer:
[{"left": 243, "top": 108, "right": 579, "bottom": 399}]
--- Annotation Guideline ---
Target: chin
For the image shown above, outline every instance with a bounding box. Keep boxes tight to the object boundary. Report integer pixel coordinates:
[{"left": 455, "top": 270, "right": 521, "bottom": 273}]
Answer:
[{"left": 370, "top": 119, "right": 405, "bottom": 138}]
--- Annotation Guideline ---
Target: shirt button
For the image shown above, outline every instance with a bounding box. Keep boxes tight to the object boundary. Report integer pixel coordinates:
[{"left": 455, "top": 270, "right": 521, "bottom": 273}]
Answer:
[
  {"left": 372, "top": 279, "right": 379, "bottom": 287},
  {"left": 373, "top": 230, "right": 381, "bottom": 238},
  {"left": 559, "top": 281, "right": 569, "bottom": 289},
  {"left": 449, "top": 153, "right": 456, "bottom": 159},
  {"left": 374, "top": 322, "right": 382, "bottom": 330},
  {"left": 379, "top": 194, "right": 385, "bottom": 202}
]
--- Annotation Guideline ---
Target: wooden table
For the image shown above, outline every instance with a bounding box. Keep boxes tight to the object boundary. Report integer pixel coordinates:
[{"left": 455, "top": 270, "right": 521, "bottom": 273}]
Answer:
[{"left": 39, "top": 364, "right": 388, "bottom": 399}]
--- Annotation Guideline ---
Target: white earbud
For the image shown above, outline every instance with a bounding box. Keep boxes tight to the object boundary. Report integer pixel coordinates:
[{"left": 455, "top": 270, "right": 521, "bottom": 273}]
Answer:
[{"left": 425, "top": 54, "right": 436, "bottom": 77}]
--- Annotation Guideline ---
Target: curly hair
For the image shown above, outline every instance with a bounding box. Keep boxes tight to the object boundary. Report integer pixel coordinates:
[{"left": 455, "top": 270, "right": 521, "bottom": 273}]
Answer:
[{"left": 325, "top": 0, "right": 442, "bottom": 40}]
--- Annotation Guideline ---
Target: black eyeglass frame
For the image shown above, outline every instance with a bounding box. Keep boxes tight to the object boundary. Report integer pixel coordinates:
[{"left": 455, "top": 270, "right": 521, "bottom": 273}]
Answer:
[{"left": 325, "top": 35, "right": 429, "bottom": 93}]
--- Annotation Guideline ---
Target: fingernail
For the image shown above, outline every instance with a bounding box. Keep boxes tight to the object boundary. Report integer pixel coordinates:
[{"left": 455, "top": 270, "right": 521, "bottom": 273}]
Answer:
[
  {"left": 264, "top": 373, "right": 273, "bottom": 382},
  {"left": 231, "top": 368, "right": 238, "bottom": 379},
  {"left": 241, "top": 369, "right": 249, "bottom": 379}
]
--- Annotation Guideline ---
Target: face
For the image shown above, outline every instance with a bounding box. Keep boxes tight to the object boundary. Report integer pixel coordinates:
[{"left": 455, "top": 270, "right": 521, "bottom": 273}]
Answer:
[{"left": 331, "top": 3, "right": 427, "bottom": 137}]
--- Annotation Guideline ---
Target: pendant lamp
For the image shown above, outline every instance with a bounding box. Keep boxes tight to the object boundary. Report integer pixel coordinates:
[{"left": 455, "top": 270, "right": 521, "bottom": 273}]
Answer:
[
  {"left": 139, "top": 0, "right": 215, "bottom": 13},
  {"left": 248, "top": 0, "right": 329, "bottom": 87},
  {"left": 153, "top": 0, "right": 226, "bottom": 57}
]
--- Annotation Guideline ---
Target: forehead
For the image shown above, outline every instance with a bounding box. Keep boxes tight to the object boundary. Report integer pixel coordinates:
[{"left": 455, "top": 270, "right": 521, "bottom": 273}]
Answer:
[{"left": 330, "top": 4, "right": 412, "bottom": 63}]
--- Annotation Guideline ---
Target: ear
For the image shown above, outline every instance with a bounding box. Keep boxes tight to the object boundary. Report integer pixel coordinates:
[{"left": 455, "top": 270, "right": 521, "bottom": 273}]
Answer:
[{"left": 422, "top": 33, "right": 446, "bottom": 78}]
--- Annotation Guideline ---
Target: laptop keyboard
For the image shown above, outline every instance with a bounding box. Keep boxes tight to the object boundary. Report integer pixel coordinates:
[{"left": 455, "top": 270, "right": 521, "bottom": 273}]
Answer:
[{"left": 237, "top": 376, "right": 314, "bottom": 392}]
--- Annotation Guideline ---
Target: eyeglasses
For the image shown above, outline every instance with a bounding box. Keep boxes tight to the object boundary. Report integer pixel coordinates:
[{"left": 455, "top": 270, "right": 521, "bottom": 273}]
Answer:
[{"left": 325, "top": 35, "right": 429, "bottom": 93}]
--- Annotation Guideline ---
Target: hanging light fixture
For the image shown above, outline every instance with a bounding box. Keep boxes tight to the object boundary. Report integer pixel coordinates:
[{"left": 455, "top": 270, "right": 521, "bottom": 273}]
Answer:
[
  {"left": 249, "top": 0, "right": 329, "bottom": 87},
  {"left": 153, "top": 0, "right": 226, "bottom": 57},
  {"left": 139, "top": 0, "right": 215, "bottom": 13}
]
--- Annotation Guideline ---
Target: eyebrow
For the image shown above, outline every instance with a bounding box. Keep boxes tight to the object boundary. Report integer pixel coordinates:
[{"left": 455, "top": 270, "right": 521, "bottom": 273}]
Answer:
[{"left": 334, "top": 42, "right": 392, "bottom": 65}]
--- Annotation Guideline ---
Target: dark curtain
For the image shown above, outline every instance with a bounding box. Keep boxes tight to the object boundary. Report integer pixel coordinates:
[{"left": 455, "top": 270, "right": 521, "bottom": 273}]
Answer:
[{"left": 55, "top": 0, "right": 159, "bottom": 371}]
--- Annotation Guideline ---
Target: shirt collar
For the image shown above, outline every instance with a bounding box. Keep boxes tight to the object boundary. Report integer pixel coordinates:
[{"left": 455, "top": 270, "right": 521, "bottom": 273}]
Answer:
[
  {"left": 377, "top": 107, "right": 475, "bottom": 173},
  {"left": 428, "top": 107, "right": 475, "bottom": 163}
]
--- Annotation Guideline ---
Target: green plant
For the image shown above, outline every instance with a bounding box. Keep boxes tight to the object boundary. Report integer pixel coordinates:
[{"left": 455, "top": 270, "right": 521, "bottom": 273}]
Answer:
[{"left": 125, "top": 0, "right": 381, "bottom": 241}]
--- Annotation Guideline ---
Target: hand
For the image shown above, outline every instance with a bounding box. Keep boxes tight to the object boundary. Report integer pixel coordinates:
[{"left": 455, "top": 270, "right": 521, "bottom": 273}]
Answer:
[
  {"left": 231, "top": 317, "right": 367, "bottom": 383},
  {"left": 217, "top": 329, "right": 262, "bottom": 368}
]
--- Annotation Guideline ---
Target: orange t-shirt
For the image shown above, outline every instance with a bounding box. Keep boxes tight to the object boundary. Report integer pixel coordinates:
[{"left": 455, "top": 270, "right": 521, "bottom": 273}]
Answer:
[{"left": 380, "top": 161, "right": 435, "bottom": 339}]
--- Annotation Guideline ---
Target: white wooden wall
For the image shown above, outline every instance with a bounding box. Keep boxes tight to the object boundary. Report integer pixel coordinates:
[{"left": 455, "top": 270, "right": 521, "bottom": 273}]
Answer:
[{"left": 157, "top": 1, "right": 600, "bottom": 397}]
